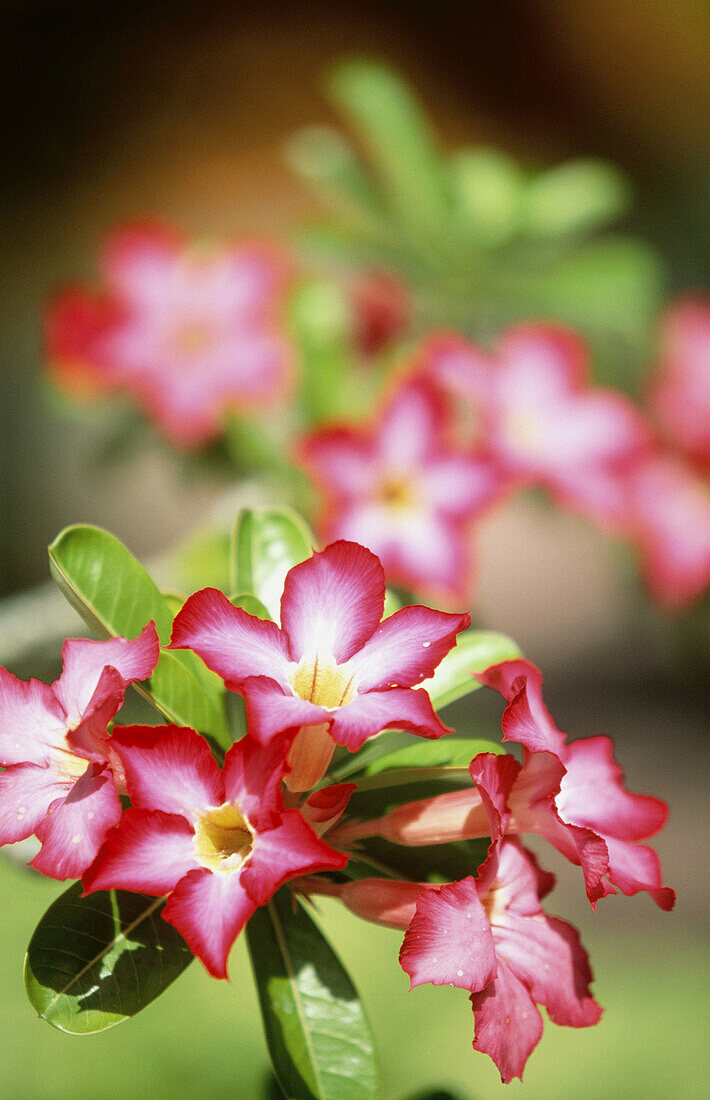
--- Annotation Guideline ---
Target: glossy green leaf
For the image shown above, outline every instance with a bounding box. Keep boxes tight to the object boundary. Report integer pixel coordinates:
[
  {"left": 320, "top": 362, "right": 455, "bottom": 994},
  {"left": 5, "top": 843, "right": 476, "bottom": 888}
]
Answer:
[
  {"left": 48, "top": 525, "right": 229, "bottom": 748},
  {"left": 359, "top": 737, "right": 505, "bottom": 782},
  {"left": 231, "top": 592, "right": 273, "bottom": 620},
  {"left": 230, "top": 507, "right": 315, "bottom": 619},
  {"left": 355, "top": 835, "right": 490, "bottom": 886},
  {"left": 246, "top": 890, "right": 379, "bottom": 1100},
  {"left": 421, "top": 629, "right": 522, "bottom": 710},
  {"left": 449, "top": 148, "right": 525, "bottom": 247},
  {"left": 329, "top": 60, "right": 449, "bottom": 237},
  {"left": 24, "top": 883, "right": 193, "bottom": 1034}
]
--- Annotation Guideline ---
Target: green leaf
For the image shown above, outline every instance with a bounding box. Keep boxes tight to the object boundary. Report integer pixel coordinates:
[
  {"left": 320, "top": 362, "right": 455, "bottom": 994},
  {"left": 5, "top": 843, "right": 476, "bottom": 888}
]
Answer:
[
  {"left": 24, "top": 883, "right": 193, "bottom": 1034},
  {"left": 231, "top": 592, "right": 273, "bottom": 620},
  {"left": 285, "top": 126, "right": 387, "bottom": 230},
  {"left": 246, "top": 890, "right": 379, "bottom": 1100},
  {"left": 230, "top": 507, "right": 315, "bottom": 619},
  {"left": 354, "top": 836, "right": 490, "bottom": 886},
  {"left": 291, "top": 280, "right": 365, "bottom": 424},
  {"left": 524, "top": 159, "right": 631, "bottom": 238},
  {"left": 448, "top": 148, "right": 525, "bottom": 247},
  {"left": 421, "top": 629, "right": 522, "bottom": 709},
  {"left": 329, "top": 60, "right": 449, "bottom": 237},
  {"left": 48, "top": 525, "right": 229, "bottom": 748},
  {"left": 359, "top": 737, "right": 505, "bottom": 782}
]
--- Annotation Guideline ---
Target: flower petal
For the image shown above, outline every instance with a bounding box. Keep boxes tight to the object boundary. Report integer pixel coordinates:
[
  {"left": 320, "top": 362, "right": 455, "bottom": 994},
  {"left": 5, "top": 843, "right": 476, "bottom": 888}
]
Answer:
[
  {"left": 399, "top": 877, "right": 496, "bottom": 992},
  {"left": 53, "top": 623, "right": 160, "bottom": 725},
  {"left": 240, "top": 678, "right": 331, "bottom": 744},
  {"left": 33, "top": 766, "right": 122, "bottom": 880},
  {"left": 470, "top": 959, "right": 543, "bottom": 1084},
  {"left": 603, "top": 837, "right": 675, "bottom": 910},
  {"left": 299, "top": 429, "right": 377, "bottom": 499},
  {"left": 83, "top": 808, "right": 198, "bottom": 895},
  {"left": 0, "top": 764, "right": 68, "bottom": 845},
  {"left": 241, "top": 811, "right": 347, "bottom": 905},
  {"left": 170, "top": 588, "right": 290, "bottom": 689},
  {"left": 0, "top": 668, "right": 66, "bottom": 766},
  {"left": 347, "top": 604, "right": 470, "bottom": 692},
  {"left": 110, "top": 725, "right": 223, "bottom": 821},
  {"left": 557, "top": 736, "right": 668, "bottom": 841},
  {"left": 330, "top": 687, "right": 450, "bottom": 752},
  {"left": 102, "top": 221, "right": 184, "bottom": 306},
  {"left": 469, "top": 752, "right": 522, "bottom": 842},
  {"left": 478, "top": 659, "right": 567, "bottom": 757},
  {"left": 280, "top": 541, "right": 385, "bottom": 663},
  {"left": 162, "top": 868, "right": 257, "bottom": 979},
  {"left": 222, "top": 733, "right": 293, "bottom": 831}
]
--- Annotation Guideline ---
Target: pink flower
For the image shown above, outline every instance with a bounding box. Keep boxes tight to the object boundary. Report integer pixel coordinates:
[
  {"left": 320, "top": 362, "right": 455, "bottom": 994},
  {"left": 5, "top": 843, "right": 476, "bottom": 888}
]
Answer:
[
  {"left": 171, "top": 541, "right": 469, "bottom": 790},
  {"left": 298, "top": 379, "right": 502, "bottom": 601},
  {"left": 479, "top": 659, "right": 674, "bottom": 909},
  {"left": 306, "top": 840, "right": 602, "bottom": 1083},
  {"left": 83, "top": 725, "right": 347, "bottom": 978},
  {"left": 348, "top": 269, "right": 410, "bottom": 356},
  {"left": 648, "top": 297, "right": 710, "bottom": 475},
  {"left": 46, "top": 222, "right": 294, "bottom": 446},
  {"left": 424, "top": 324, "right": 652, "bottom": 528},
  {"left": 0, "top": 624, "right": 159, "bottom": 879},
  {"left": 625, "top": 452, "right": 710, "bottom": 607}
]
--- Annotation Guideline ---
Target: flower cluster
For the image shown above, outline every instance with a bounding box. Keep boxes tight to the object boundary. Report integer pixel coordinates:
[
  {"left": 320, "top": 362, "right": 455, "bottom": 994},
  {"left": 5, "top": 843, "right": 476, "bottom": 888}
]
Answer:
[
  {"left": 0, "top": 540, "right": 672, "bottom": 1083},
  {"left": 300, "top": 314, "right": 710, "bottom": 607},
  {"left": 45, "top": 222, "right": 294, "bottom": 446}
]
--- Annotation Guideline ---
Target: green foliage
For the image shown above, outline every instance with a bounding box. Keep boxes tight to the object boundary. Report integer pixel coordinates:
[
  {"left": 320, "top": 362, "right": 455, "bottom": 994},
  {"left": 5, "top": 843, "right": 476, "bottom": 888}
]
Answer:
[
  {"left": 24, "top": 883, "right": 193, "bottom": 1034},
  {"left": 246, "top": 890, "right": 379, "bottom": 1100},
  {"left": 230, "top": 507, "right": 315, "bottom": 620},
  {"left": 422, "top": 628, "right": 522, "bottom": 709},
  {"left": 48, "top": 525, "right": 229, "bottom": 748},
  {"left": 289, "top": 59, "right": 666, "bottom": 381}
]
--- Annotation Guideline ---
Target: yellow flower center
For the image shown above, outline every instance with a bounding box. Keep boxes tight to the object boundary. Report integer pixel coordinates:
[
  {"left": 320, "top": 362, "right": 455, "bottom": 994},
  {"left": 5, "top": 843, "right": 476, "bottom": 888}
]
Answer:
[
  {"left": 290, "top": 654, "right": 357, "bottom": 709},
  {"left": 55, "top": 745, "right": 90, "bottom": 781},
  {"left": 173, "top": 320, "right": 214, "bottom": 356},
  {"left": 193, "top": 803, "right": 254, "bottom": 874},
  {"left": 378, "top": 476, "right": 416, "bottom": 512}
]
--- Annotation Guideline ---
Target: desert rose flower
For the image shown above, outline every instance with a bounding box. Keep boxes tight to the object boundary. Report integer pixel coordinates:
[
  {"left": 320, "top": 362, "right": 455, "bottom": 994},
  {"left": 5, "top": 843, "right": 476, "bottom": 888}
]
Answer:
[
  {"left": 648, "top": 297, "right": 710, "bottom": 474},
  {"left": 170, "top": 541, "right": 469, "bottom": 790},
  {"left": 299, "top": 379, "right": 502, "bottom": 601},
  {"left": 424, "top": 324, "right": 652, "bottom": 529},
  {"left": 46, "top": 222, "right": 294, "bottom": 446},
  {"left": 83, "top": 724, "right": 348, "bottom": 978},
  {"left": 306, "top": 839, "right": 602, "bottom": 1083},
  {"left": 625, "top": 452, "right": 710, "bottom": 607},
  {"left": 0, "top": 624, "right": 159, "bottom": 879},
  {"left": 479, "top": 659, "right": 674, "bottom": 909}
]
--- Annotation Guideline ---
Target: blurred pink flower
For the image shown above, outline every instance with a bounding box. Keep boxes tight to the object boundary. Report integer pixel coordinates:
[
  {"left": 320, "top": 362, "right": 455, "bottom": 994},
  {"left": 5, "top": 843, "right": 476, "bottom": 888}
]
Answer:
[
  {"left": 170, "top": 541, "right": 468, "bottom": 789},
  {"left": 348, "top": 269, "right": 410, "bottom": 356},
  {"left": 648, "top": 297, "right": 710, "bottom": 475},
  {"left": 46, "top": 222, "right": 294, "bottom": 446},
  {"left": 624, "top": 452, "right": 710, "bottom": 607},
  {"left": 83, "top": 725, "right": 346, "bottom": 978},
  {"left": 0, "top": 625, "right": 159, "bottom": 879},
  {"left": 299, "top": 378, "right": 503, "bottom": 601},
  {"left": 423, "top": 324, "right": 652, "bottom": 528}
]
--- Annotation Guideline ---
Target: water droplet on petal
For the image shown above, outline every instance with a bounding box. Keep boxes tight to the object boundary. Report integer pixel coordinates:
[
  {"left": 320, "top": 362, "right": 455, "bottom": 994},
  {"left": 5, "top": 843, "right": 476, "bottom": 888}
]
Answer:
[
  {"left": 72, "top": 835, "right": 82, "bottom": 844},
  {"left": 422, "top": 641, "right": 431, "bottom": 648},
  {"left": 88, "top": 812, "right": 95, "bottom": 820},
  {"left": 456, "top": 969, "right": 463, "bottom": 977}
]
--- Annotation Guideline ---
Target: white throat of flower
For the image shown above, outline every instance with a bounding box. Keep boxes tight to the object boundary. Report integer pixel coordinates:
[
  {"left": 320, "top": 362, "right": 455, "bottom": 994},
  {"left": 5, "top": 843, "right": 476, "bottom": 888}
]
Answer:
[{"left": 194, "top": 803, "right": 255, "bottom": 875}]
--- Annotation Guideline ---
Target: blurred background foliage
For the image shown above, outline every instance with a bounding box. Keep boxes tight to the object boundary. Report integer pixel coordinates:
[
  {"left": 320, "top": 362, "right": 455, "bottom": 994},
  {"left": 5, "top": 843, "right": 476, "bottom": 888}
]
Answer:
[{"left": 2, "top": 2, "right": 709, "bottom": 1097}]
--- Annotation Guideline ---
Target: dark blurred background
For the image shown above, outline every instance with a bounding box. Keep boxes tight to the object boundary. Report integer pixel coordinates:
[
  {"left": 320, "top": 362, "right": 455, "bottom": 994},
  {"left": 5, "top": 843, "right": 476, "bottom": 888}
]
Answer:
[{"left": 1, "top": 4, "right": 708, "bottom": 1097}]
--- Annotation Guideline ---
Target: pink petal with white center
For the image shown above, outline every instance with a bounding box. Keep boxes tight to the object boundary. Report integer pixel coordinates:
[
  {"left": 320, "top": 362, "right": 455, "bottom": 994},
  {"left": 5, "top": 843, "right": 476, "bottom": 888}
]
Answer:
[
  {"left": 241, "top": 811, "right": 347, "bottom": 905},
  {"left": 330, "top": 686, "right": 450, "bottom": 752},
  {"left": 102, "top": 222, "right": 184, "bottom": 308},
  {"left": 170, "top": 588, "right": 291, "bottom": 689},
  {"left": 53, "top": 623, "right": 160, "bottom": 723},
  {"left": 65, "top": 666, "right": 128, "bottom": 763},
  {"left": 498, "top": 324, "right": 589, "bottom": 395},
  {"left": 280, "top": 542, "right": 385, "bottom": 663},
  {"left": 629, "top": 454, "right": 710, "bottom": 606},
  {"left": 222, "top": 733, "right": 294, "bottom": 832},
  {"left": 377, "top": 378, "right": 446, "bottom": 470},
  {"left": 83, "top": 808, "right": 198, "bottom": 895},
  {"left": 348, "top": 604, "right": 470, "bottom": 692},
  {"left": 240, "top": 677, "right": 332, "bottom": 744},
  {"left": 419, "top": 453, "right": 501, "bottom": 516},
  {"left": 603, "top": 837, "right": 675, "bottom": 910},
  {"left": 33, "top": 765, "right": 122, "bottom": 880},
  {"left": 477, "top": 660, "right": 567, "bottom": 757},
  {"left": 557, "top": 735, "right": 668, "bottom": 841},
  {"left": 399, "top": 877, "right": 496, "bottom": 992},
  {"left": 470, "top": 958, "right": 544, "bottom": 1084},
  {"left": 0, "top": 764, "right": 69, "bottom": 845},
  {"left": 421, "top": 333, "right": 494, "bottom": 409},
  {"left": 110, "top": 725, "right": 223, "bottom": 822},
  {"left": 299, "top": 429, "right": 378, "bottom": 500},
  {"left": 162, "top": 868, "right": 257, "bottom": 979},
  {"left": 0, "top": 668, "right": 66, "bottom": 766}
]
